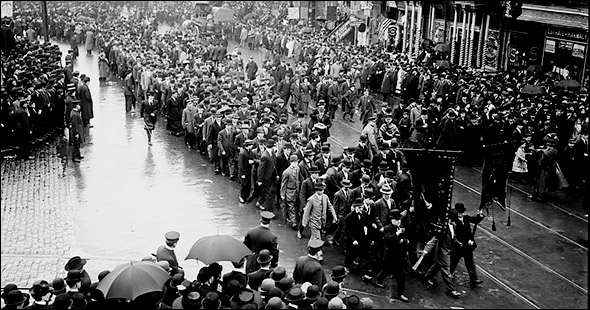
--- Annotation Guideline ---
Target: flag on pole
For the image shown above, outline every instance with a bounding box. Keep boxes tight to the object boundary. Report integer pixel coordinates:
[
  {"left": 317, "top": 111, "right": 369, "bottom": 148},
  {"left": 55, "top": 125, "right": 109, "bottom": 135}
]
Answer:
[{"left": 378, "top": 18, "right": 395, "bottom": 41}]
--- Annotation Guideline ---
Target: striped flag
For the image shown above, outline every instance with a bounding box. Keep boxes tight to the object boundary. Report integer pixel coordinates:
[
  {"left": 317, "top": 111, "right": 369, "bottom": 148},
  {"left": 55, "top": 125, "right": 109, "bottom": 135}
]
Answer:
[{"left": 378, "top": 18, "right": 395, "bottom": 41}]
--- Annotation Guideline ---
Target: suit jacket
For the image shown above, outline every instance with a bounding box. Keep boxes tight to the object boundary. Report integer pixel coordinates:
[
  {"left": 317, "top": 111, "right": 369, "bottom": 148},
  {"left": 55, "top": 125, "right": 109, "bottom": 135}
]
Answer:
[
  {"left": 247, "top": 268, "right": 273, "bottom": 291},
  {"left": 333, "top": 188, "right": 353, "bottom": 219},
  {"left": 257, "top": 149, "right": 276, "bottom": 186},
  {"left": 372, "top": 197, "right": 396, "bottom": 230},
  {"left": 293, "top": 255, "right": 327, "bottom": 288},
  {"left": 208, "top": 120, "right": 223, "bottom": 146},
  {"left": 281, "top": 165, "right": 300, "bottom": 201},
  {"left": 314, "top": 156, "right": 331, "bottom": 176},
  {"left": 243, "top": 225, "right": 279, "bottom": 273},
  {"left": 452, "top": 214, "right": 485, "bottom": 247},
  {"left": 299, "top": 177, "right": 316, "bottom": 211},
  {"left": 238, "top": 148, "right": 253, "bottom": 178},
  {"left": 217, "top": 128, "right": 235, "bottom": 155}
]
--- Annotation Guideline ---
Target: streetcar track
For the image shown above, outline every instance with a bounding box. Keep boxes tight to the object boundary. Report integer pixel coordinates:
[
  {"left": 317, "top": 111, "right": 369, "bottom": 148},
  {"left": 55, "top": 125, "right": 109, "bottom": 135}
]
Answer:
[
  {"left": 469, "top": 167, "right": 588, "bottom": 223},
  {"left": 454, "top": 179, "right": 587, "bottom": 251},
  {"left": 475, "top": 266, "right": 540, "bottom": 309}
]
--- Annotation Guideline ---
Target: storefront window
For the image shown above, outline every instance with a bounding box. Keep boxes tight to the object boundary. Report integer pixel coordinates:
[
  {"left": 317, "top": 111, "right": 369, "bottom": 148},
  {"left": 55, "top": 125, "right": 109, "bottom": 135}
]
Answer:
[{"left": 542, "top": 28, "right": 587, "bottom": 83}]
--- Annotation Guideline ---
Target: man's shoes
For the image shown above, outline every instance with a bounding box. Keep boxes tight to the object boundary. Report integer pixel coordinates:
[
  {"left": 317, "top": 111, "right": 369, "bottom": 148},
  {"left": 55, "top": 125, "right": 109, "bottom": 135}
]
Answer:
[
  {"left": 397, "top": 295, "right": 409, "bottom": 302},
  {"left": 374, "top": 281, "right": 384, "bottom": 288},
  {"left": 447, "top": 290, "right": 461, "bottom": 299},
  {"left": 297, "top": 231, "right": 302, "bottom": 239},
  {"left": 239, "top": 197, "right": 245, "bottom": 204},
  {"left": 349, "top": 119, "right": 355, "bottom": 123},
  {"left": 77, "top": 156, "right": 84, "bottom": 159},
  {"left": 471, "top": 279, "right": 483, "bottom": 288},
  {"left": 361, "top": 275, "right": 373, "bottom": 282},
  {"left": 73, "top": 158, "right": 81, "bottom": 162},
  {"left": 256, "top": 203, "right": 265, "bottom": 211}
]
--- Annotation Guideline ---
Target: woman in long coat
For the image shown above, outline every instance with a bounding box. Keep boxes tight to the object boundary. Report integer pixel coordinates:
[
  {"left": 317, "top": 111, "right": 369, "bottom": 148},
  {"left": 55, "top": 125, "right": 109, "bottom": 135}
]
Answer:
[
  {"left": 98, "top": 52, "right": 109, "bottom": 81},
  {"left": 79, "top": 78, "right": 94, "bottom": 127},
  {"left": 85, "top": 30, "right": 94, "bottom": 55}
]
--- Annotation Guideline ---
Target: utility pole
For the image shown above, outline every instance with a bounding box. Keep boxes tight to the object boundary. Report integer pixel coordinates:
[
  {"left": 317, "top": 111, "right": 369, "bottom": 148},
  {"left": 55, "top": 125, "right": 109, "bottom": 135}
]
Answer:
[{"left": 41, "top": 0, "right": 49, "bottom": 43}]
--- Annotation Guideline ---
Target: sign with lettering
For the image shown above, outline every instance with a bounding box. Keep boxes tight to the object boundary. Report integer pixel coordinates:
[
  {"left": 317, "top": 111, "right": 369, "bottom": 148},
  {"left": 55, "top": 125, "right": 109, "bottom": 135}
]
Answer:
[
  {"left": 545, "top": 39, "right": 555, "bottom": 53},
  {"left": 546, "top": 28, "right": 587, "bottom": 42},
  {"left": 1, "top": 1, "right": 13, "bottom": 18},
  {"left": 332, "top": 19, "right": 352, "bottom": 41}
]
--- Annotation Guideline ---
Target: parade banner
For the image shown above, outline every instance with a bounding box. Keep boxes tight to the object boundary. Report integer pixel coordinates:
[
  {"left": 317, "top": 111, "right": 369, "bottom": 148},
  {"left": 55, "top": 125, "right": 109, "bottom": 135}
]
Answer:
[
  {"left": 480, "top": 141, "right": 515, "bottom": 210},
  {"left": 399, "top": 149, "right": 462, "bottom": 240},
  {"left": 1, "top": 1, "right": 13, "bottom": 18}
]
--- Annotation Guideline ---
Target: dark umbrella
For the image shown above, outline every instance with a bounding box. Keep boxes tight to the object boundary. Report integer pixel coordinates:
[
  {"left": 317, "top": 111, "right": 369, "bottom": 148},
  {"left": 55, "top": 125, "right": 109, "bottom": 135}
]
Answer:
[
  {"left": 433, "top": 43, "right": 451, "bottom": 53},
  {"left": 554, "top": 79, "right": 581, "bottom": 89},
  {"left": 316, "top": 16, "right": 327, "bottom": 21},
  {"left": 526, "top": 64, "right": 543, "bottom": 74},
  {"left": 185, "top": 235, "right": 252, "bottom": 265},
  {"left": 97, "top": 261, "right": 171, "bottom": 300},
  {"left": 545, "top": 71, "right": 562, "bottom": 80},
  {"left": 520, "top": 84, "right": 546, "bottom": 95}
]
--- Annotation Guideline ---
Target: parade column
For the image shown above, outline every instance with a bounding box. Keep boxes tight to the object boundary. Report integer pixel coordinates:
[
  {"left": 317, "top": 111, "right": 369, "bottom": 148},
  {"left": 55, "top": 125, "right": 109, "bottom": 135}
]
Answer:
[
  {"left": 476, "top": 12, "right": 487, "bottom": 68},
  {"left": 428, "top": 5, "right": 435, "bottom": 39},
  {"left": 450, "top": 4, "right": 458, "bottom": 64}
]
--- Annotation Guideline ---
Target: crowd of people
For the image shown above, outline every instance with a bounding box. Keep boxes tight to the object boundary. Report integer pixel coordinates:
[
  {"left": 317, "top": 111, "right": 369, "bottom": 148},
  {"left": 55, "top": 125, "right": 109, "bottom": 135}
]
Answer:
[{"left": 1, "top": 0, "right": 589, "bottom": 308}]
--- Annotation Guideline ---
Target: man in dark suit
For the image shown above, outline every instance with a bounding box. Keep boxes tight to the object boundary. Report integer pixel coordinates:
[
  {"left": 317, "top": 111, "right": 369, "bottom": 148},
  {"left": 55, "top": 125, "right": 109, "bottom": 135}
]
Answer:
[
  {"left": 218, "top": 118, "right": 235, "bottom": 177},
  {"left": 314, "top": 145, "right": 332, "bottom": 175},
  {"left": 156, "top": 231, "right": 182, "bottom": 276},
  {"left": 222, "top": 257, "right": 248, "bottom": 290},
  {"left": 247, "top": 249, "right": 274, "bottom": 291},
  {"left": 333, "top": 179, "right": 354, "bottom": 244},
  {"left": 374, "top": 209, "right": 409, "bottom": 302},
  {"left": 449, "top": 203, "right": 485, "bottom": 289},
  {"left": 208, "top": 112, "right": 224, "bottom": 173},
  {"left": 257, "top": 139, "right": 278, "bottom": 211},
  {"left": 193, "top": 104, "right": 209, "bottom": 155},
  {"left": 293, "top": 239, "right": 327, "bottom": 288},
  {"left": 244, "top": 211, "right": 279, "bottom": 274},
  {"left": 343, "top": 199, "right": 374, "bottom": 280}
]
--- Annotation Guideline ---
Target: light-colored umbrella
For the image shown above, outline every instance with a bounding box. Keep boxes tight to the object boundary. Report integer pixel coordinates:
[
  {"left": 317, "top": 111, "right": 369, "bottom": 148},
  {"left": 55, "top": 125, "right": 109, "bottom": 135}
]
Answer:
[
  {"left": 185, "top": 235, "right": 252, "bottom": 265},
  {"left": 554, "top": 79, "right": 580, "bottom": 89},
  {"left": 97, "top": 261, "right": 171, "bottom": 300},
  {"left": 520, "top": 84, "right": 546, "bottom": 95}
]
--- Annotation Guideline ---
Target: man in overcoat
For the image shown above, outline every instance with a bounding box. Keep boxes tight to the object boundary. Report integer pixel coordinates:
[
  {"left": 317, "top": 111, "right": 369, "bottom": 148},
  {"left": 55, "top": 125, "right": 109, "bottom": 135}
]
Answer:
[{"left": 244, "top": 211, "right": 279, "bottom": 274}]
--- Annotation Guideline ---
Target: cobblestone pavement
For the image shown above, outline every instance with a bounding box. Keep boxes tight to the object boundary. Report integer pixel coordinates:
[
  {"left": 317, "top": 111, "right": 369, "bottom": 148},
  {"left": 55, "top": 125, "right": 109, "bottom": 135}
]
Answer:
[{"left": 1, "top": 140, "right": 74, "bottom": 288}]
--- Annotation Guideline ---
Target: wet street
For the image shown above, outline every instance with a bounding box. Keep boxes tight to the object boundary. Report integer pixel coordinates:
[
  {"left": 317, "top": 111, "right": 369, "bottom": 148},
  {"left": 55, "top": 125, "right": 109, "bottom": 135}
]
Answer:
[{"left": 1, "top": 33, "right": 587, "bottom": 309}]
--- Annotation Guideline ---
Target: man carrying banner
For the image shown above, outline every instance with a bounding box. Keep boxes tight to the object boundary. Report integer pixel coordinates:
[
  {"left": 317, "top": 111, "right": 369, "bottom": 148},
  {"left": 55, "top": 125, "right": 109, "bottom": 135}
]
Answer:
[{"left": 449, "top": 203, "right": 485, "bottom": 289}]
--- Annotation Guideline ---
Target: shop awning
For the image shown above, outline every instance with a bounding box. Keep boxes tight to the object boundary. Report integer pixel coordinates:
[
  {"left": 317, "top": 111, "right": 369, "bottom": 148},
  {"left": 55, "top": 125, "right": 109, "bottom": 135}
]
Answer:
[{"left": 520, "top": 5, "right": 589, "bottom": 31}]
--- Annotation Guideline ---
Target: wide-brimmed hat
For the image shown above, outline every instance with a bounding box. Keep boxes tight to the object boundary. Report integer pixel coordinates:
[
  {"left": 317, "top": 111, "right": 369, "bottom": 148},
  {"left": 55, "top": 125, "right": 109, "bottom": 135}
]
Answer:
[
  {"left": 341, "top": 179, "right": 352, "bottom": 188},
  {"left": 257, "top": 249, "right": 273, "bottom": 265},
  {"left": 361, "top": 174, "right": 371, "bottom": 184},
  {"left": 380, "top": 184, "right": 393, "bottom": 195},
  {"left": 201, "top": 291, "right": 221, "bottom": 309},
  {"left": 65, "top": 256, "right": 87, "bottom": 271}
]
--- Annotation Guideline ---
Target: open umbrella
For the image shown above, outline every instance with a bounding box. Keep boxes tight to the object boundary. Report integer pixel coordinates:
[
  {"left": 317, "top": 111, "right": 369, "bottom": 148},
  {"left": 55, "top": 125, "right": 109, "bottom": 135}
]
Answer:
[
  {"left": 316, "top": 16, "right": 327, "bottom": 21},
  {"left": 433, "top": 43, "right": 451, "bottom": 53},
  {"left": 520, "top": 84, "right": 546, "bottom": 95},
  {"left": 526, "top": 64, "right": 543, "bottom": 74},
  {"left": 545, "top": 71, "right": 562, "bottom": 80},
  {"left": 301, "top": 27, "right": 313, "bottom": 34},
  {"left": 97, "top": 261, "right": 171, "bottom": 300},
  {"left": 185, "top": 235, "right": 252, "bottom": 265},
  {"left": 297, "top": 20, "right": 306, "bottom": 26},
  {"left": 554, "top": 79, "right": 580, "bottom": 89}
]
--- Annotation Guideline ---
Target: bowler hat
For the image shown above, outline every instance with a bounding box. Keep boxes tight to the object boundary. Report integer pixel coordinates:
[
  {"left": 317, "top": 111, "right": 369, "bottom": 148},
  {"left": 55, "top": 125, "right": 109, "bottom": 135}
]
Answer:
[
  {"left": 342, "top": 158, "right": 352, "bottom": 168},
  {"left": 52, "top": 293, "right": 72, "bottom": 309},
  {"left": 361, "top": 174, "right": 371, "bottom": 184},
  {"left": 201, "top": 291, "right": 221, "bottom": 309},
  {"left": 389, "top": 209, "right": 402, "bottom": 220},
  {"left": 257, "top": 249, "right": 273, "bottom": 265},
  {"left": 260, "top": 278, "right": 276, "bottom": 293},
  {"left": 331, "top": 266, "right": 348, "bottom": 282},
  {"left": 305, "top": 284, "right": 321, "bottom": 301},
  {"left": 345, "top": 295, "right": 362, "bottom": 309},
  {"left": 361, "top": 159, "right": 371, "bottom": 168},
  {"left": 50, "top": 278, "right": 67, "bottom": 294},
  {"left": 4, "top": 290, "right": 28, "bottom": 306},
  {"left": 65, "top": 256, "right": 87, "bottom": 271},
  {"left": 278, "top": 277, "right": 294, "bottom": 293},
  {"left": 286, "top": 287, "right": 304, "bottom": 303},
  {"left": 322, "top": 281, "right": 340, "bottom": 298},
  {"left": 1, "top": 284, "right": 18, "bottom": 299},
  {"left": 454, "top": 202, "right": 466, "bottom": 213},
  {"left": 314, "top": 182, "right": 326, "bottom": 190},
  {"left": 309, "top": 165, "right": 320, "bottom": 173},
  {"left": 266, "top": 296, "right": 286, "bottom": 309},
  {"left": 65, "top": 270, "right": 82, "bottom": 282},
  {"left": 71, "top": 292, "right": 87, "bottom": 309},
  {"left": 271, "top": 267, "right": 287, "bottom": 282}
]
